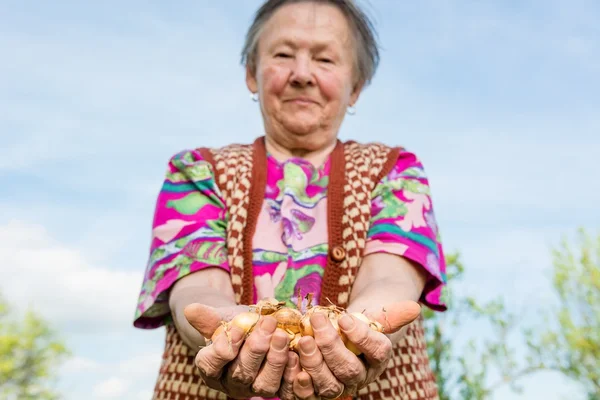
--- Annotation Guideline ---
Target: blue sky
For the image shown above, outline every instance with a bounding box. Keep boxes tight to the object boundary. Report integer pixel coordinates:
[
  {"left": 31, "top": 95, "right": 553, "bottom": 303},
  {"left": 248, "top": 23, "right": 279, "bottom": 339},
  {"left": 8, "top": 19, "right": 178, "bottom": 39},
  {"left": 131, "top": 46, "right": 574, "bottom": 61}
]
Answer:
[{"left": 0, "top": 0, "right": 598, "bottom": 399}]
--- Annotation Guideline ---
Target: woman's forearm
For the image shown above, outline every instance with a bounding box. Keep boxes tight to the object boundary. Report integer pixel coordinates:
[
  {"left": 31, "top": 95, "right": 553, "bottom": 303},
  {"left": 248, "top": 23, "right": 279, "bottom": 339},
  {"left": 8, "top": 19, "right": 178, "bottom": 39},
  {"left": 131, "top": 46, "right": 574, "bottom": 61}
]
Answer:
[
  {"left": 170, "top": 286, "right": 236, "bottom": 349},
  {"left": 347, "top": 254, "right": 427, "bottom": 344}
]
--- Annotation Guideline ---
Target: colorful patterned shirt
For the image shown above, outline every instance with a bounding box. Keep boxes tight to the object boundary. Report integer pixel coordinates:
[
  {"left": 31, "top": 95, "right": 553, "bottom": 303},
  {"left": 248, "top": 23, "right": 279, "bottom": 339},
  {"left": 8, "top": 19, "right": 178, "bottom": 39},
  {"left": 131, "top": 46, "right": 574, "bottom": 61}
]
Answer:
[{"left": 133, "top": 148, "right": 447, "bottom": 329}]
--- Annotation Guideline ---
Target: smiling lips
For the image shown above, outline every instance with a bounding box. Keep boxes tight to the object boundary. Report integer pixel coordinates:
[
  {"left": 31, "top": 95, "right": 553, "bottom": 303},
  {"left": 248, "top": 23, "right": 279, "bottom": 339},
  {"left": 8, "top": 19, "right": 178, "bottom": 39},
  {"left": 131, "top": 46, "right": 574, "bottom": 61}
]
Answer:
[{"left": 287, "top": 97, "right": 318, "bottom": 106}]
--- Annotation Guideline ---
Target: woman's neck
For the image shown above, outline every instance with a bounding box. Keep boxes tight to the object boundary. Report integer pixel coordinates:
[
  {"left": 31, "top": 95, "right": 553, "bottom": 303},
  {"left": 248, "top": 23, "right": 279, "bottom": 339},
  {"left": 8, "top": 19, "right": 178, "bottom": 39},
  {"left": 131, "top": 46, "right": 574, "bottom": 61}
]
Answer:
[{"left": 264, "top": 135, "right": 338, "bottom": 168}]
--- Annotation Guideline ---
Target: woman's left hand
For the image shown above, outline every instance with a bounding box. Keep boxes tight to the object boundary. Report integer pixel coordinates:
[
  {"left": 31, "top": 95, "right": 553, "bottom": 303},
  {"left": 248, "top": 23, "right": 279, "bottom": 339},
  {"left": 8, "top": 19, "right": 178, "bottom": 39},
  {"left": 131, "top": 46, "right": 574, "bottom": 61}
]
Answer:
[{"left": 291, "top": 301, "right": 421, "bottom": 399}]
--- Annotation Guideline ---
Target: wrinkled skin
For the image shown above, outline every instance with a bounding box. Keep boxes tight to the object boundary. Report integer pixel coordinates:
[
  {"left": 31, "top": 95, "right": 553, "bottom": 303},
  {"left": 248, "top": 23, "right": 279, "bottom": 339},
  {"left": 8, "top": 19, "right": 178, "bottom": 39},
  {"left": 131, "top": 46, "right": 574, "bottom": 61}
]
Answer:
[
  {"left": 281, "top": 302, "right": 422, "bottom": 399},
  {"left": 246, "top": 2, "right": 363, "bottom": 165},
  {"left": 185, "top": 304, "right": 291, "bottom": 399},
  {"left": 185, "top": 301, "right": 421, "bottom": 399}
]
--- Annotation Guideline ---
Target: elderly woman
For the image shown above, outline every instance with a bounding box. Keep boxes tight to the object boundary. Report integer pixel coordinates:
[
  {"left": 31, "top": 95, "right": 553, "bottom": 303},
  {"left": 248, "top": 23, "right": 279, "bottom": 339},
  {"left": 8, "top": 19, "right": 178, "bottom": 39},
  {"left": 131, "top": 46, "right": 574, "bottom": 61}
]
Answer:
[{"left": 133, "top": 1, "right": 447, "bottom": 399}]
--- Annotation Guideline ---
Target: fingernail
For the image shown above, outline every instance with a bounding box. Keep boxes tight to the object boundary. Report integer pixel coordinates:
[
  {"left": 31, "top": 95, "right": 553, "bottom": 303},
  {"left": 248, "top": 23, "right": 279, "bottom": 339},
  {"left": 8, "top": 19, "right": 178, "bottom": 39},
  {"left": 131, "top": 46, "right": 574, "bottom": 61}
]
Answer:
[
  {"left": 299, "top": 338, "right": 316, "bottom": 355},
  {"left": 299, "top": 376, "right": 311, "bottom": 388},
  {"left": 260, "top": 316, "right": 277, "bottom": 335},
  {"left": 338, "top": 315, "right": 355, "bottom": 330},
  {"left": 311, "top": 313, "right": 328, "bottom": 331},
  {"left": 272, "top": 334, "right": 288, "bottom": 351}
]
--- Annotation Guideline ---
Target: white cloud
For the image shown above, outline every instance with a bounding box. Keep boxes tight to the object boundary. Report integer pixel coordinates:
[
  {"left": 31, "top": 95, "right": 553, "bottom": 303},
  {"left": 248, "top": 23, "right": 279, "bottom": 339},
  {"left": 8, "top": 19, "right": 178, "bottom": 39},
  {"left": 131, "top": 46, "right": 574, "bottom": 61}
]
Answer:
[
  {"left": 0, "top": 220, "right": 164, "bottom": 400},
  {"left": 97, "top": 354, "right": 163, "bottom": 399},
  {"left": 136, "top": 390, "right": 155, "bottom": 400},
  {"left": 93, "top": 377, "right": 128, "bottom": 399},
  {"left": 0, "top": 218, "right": 166, "bottom": 398},
  {"left": 0, "top": 219, "right": 142, "bottom": 333},
  {"left": 59, "top": 351, "right": 163, "bottom": 400},
  {"left": 116, "top": 353, "right": 162, "bottom": 380},
  {"left": 0, "top": 5, "right": 257, "bottom": 173},
  {"left": 62, "top": 356, "right": 102, "bottom": 374}
]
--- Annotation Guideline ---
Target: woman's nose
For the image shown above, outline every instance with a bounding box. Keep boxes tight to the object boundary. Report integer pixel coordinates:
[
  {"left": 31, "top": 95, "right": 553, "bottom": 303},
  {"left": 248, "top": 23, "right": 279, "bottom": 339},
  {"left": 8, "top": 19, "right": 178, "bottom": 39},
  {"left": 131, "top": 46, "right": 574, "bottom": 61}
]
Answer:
[{"left": 289, "top": 55, "right": 314, "bottom": 87}]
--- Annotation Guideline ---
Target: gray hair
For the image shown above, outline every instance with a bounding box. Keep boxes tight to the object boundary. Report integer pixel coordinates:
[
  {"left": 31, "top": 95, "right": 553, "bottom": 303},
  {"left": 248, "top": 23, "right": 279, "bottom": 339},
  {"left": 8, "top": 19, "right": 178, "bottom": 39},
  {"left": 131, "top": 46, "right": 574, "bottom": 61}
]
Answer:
[{"left": 241, "top": 0, "right": 380, "bottom": 86}]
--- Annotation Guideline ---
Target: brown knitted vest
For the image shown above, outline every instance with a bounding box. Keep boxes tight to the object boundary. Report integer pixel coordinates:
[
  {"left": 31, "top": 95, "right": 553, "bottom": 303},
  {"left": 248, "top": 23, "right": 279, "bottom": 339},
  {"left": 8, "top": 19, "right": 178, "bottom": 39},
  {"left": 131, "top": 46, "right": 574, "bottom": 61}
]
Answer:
[{"left": 152, "top": 137, "right": 439, "bottom": 400}]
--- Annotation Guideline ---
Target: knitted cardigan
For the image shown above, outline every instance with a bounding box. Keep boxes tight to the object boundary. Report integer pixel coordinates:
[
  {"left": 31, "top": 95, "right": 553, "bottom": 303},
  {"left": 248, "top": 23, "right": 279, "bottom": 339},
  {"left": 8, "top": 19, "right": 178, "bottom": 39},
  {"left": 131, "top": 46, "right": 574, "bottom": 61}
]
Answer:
[{"left": 152, "top": 137, "right": 439, "bottom": 400}]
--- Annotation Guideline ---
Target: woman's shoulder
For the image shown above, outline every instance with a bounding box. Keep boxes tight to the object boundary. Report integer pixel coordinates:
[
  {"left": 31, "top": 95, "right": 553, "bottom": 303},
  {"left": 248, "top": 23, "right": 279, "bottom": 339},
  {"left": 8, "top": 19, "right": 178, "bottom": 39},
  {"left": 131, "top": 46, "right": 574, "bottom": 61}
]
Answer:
[
  {"left": 341, "top": 140, "right": 424, "bottom": 181},
  {"left": 164, "top": 140, "right": 255, "bottom": 171},
  {"left": 343, "top": 140, "right": 424, "bottom": 162},
  {"left": 160, "top": 148, "right": 219, "bottom": 189},
  {"left": 342, "top": 140, "right": 419, "bottom": 156},
  {"left": 342, "top": 139, "right": 398, "bottom": 151}
]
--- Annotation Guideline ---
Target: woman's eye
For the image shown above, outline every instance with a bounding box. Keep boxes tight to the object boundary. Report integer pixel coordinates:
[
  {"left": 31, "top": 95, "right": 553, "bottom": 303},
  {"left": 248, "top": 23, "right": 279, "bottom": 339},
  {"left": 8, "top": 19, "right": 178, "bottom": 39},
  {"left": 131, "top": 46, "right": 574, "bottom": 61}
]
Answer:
[
  {"left": 275, "top": 53, "right": 291, "bottom": 58},
  {"left": 318, "top": 58, "right": 332, "bottom": 63}
]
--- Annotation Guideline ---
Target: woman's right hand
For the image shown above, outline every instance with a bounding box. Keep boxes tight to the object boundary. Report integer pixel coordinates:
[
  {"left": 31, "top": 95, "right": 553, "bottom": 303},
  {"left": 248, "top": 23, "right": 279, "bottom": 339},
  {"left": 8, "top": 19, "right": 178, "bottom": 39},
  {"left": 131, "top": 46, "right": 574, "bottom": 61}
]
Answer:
[{"left": 184, "top": 304, "right": 291, "bottom": 399}]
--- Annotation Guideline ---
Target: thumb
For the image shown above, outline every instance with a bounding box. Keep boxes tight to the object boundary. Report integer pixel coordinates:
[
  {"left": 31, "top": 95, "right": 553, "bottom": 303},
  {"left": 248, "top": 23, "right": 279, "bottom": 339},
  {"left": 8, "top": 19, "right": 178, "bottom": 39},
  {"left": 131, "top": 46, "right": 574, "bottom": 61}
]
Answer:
[
  {"left": 183, "top": 303, "right": 250, "bottom": 339},
  {"left": 367, "top": 300, "right": 421, "bottom": 334}
]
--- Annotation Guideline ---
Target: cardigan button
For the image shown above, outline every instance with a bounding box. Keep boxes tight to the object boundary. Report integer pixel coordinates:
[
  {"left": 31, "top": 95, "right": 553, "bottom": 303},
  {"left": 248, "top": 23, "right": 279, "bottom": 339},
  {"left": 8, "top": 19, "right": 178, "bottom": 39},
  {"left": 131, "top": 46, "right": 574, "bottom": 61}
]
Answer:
[{"left": 330, "top": 246, "right": 346, "bottom": 262}]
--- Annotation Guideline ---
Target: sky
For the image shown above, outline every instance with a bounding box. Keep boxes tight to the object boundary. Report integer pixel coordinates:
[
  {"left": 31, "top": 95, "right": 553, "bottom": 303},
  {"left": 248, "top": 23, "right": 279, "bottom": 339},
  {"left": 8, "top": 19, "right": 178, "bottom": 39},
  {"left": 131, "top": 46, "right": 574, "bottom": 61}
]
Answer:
[{"left": 0, "top": 0, "right": 598, "bottom": 399}]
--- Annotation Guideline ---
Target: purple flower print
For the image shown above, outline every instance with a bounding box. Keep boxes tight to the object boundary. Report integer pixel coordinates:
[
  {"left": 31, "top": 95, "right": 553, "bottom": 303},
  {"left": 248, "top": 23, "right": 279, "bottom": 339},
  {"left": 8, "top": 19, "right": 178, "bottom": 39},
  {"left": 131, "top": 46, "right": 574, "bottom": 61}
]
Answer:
[
  {"left": 387, "top": 164, "right": 405, "bottom": 181},
  {"left": 268, "top": 202, "right": 281, "bottom": 223},
  {"left": 281, "top": 217, "right": 302, "bottom": 244},
  {"left": 426, "top": 253, "right": 441, "bottom": 278},
  {"left": 281, "top": 210, "right": 315, "bottom": 244},
  {"left": 290, "top": 209, "right": 315, "bottom": 233},
  {"left": 372, "top": 195, "right": 385, "bottom": 216},
  {"left": 425, "top": 211, "right": 439, "bottom": 238}
]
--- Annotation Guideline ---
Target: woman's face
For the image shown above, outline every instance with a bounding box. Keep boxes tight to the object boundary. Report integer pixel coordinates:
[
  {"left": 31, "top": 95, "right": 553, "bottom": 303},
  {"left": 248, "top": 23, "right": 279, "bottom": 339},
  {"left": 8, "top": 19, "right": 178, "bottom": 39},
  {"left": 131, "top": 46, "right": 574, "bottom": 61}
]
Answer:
[{"left": 247, "top": 2, "right": 362, "bottom": 153}]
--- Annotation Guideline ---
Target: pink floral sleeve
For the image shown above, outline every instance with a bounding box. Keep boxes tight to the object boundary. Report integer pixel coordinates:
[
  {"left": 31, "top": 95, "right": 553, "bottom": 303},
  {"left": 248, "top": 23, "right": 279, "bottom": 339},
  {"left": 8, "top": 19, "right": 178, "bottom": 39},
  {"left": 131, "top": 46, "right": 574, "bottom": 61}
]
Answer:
[
  {"left": 133, "top": 149, "right": 229, "bottom": 329},
  {"left": 365, "top": 150, "right": 447, "bottom": 311}
]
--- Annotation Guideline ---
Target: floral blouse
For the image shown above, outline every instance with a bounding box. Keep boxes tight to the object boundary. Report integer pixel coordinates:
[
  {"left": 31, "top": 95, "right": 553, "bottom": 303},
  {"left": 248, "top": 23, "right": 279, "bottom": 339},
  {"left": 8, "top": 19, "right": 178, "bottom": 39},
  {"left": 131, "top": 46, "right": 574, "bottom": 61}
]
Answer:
[{"left": 133, "top": 148, "right": 447, "bottom": 329}]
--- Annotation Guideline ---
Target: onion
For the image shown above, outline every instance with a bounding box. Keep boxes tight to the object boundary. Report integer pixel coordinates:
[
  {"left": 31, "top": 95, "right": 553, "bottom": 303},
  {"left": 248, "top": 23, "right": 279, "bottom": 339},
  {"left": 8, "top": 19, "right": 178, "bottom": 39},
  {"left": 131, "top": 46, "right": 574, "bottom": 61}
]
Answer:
[
  {"left": 252, "top": 297, "right": 285, "bottom": 315},
  {"left": 231, "top": 312, "right": 261, "bottom": 331},
  {"left": 210, "top": 312, "right": 260, "bottom": 342},
  {"left": 272, "top": 307, "right": 302, "bottom": 335},
  {"left": 289, "top": 333, "right": 302, "bottom": 350},
  {"left": 209, "top": 295, "right": 386, "bottom": 356}
]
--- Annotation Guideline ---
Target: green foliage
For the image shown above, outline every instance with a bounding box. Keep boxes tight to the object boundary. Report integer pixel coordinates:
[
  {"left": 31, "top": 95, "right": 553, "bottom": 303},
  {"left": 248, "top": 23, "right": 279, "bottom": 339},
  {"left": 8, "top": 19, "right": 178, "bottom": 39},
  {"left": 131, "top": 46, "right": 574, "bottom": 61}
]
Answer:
[
  {"left": 527, "top": 228, "right": 600, "bottom": 398},
  {"left": 0, "top": 293, "right": 70, "bottom": 400},
  {"left": 424, "top": 253, "right": 543, "bottom": 400}
]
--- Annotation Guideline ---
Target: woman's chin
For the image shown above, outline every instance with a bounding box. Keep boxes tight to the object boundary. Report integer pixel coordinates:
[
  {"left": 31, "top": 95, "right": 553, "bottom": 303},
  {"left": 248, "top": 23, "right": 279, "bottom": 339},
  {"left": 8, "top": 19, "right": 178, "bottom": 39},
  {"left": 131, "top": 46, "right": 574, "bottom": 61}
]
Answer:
[{"left": 280, "top": 118, "right": 320, "bottom": 137}]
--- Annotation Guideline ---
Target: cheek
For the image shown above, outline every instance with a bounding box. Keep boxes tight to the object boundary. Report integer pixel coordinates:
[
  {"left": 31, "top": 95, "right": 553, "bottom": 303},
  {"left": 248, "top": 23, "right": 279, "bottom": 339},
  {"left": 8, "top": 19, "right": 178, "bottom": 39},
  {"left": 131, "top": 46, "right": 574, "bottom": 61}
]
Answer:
[
  {"left": 260, "top": 66, "right": 289, "bottom": 97},
  {"left": 317, "top": 71, "right": 351, "bottom": 103}
]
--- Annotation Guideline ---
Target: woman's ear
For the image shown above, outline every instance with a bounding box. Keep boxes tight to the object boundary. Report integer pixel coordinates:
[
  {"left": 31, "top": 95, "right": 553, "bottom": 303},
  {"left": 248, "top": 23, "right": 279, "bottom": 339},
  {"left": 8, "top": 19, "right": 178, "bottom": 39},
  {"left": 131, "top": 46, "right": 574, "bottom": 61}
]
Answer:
[
  {"left": 349, "top": 79, "right": 365, "bottom": 107},
  {"left": 245, "top": 64, "right": 258, "bottom": 94}
]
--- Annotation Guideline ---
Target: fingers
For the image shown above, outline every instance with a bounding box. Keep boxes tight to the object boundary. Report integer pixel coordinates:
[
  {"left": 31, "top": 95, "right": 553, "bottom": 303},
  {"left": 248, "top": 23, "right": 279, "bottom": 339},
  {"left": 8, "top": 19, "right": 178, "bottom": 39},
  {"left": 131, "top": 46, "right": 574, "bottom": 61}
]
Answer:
[
  {"left": 338, "top": 314, "right": 392, "bottom": 368},
  {"left": 297, "top": 336, "right": 344, "bottom": 399},
  {"left": 184, "top": 303, "right": 250, "bottom": 338},
  {"left": 194, "top": 324, "right": 245, "bottom": 379},
  {"left": 293, "top": 371, "right": 319, "bottom": 400},
  {"left": 252, "top": 328, "right": 290, "bottom": 397},
  {"left": 367, "top": 301, "right": 421, "bottom": 334},
  {"left": 280, "top": 351, "right": 302, "bottom": 400},
  {"left": 226, "top": 316, "right": 277, "bottom": 386},
  {"left": 184, "top": 304, "right": 222, "bottom": 338},
  {"left": 310, "top": 312, "right": 366, "bottom": 388}
]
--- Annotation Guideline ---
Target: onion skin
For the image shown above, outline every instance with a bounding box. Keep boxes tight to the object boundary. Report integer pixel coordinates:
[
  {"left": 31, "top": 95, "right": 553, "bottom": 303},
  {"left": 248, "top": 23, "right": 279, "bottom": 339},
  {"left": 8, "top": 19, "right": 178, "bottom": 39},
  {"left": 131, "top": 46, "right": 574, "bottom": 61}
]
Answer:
[
  {"left": 231, "top": 312, "right": 261, "bottom": 330},
  {"left": 211, "top": 324, "right": 225, "bottom": 342},
  {"left": 209, "top": 299, "right": 386, "bottom": 356},
  {"left": 272, "top": 308, "right": 302, "bottom": 334},
  {"left": 253, "top": 297, "right": 285, "bottom": 315},
  {"left": 289, "top": 333, "right": 302, "bottom": 351},
  {"left": 344, "top": 339, "right": 361, "bottom": 355},
  {"left": 210, "top": 312, "right": 260, "bottom": 342},
  {"left": 300, "top": 313, "right": 314, "bottom": 337}
]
